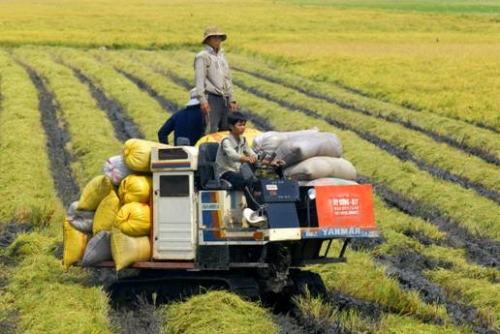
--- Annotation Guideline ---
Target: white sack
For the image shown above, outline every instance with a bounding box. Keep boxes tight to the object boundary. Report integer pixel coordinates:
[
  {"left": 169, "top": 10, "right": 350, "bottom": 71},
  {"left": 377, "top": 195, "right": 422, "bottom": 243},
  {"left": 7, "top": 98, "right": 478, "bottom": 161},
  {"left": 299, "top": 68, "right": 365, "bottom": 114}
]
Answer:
[
  {"left": 104, "top": 155, "right": 133, "bottom": 186},
  {"left": 67, "top": 201, "right": 94, "bottom": 233},
  {"left": 284, "top": 156, "right": 356, "bottom": 181},
  {"left": 275, "top": 132, "right": 342, "bottom": 166},
  {"left": 252, "top": 128, "right": 318, "bottom": 157}
]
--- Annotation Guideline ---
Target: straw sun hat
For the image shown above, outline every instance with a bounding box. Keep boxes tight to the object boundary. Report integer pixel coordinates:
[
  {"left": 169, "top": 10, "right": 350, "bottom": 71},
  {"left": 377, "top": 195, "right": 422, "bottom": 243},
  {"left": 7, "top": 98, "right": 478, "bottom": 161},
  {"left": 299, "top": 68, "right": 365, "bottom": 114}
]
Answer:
[
  {"left": 186, "top": 88, "right": 199, "bottom": 107},
  {"left": 202, "top": 26, "right": 227, "bottom": 44}
]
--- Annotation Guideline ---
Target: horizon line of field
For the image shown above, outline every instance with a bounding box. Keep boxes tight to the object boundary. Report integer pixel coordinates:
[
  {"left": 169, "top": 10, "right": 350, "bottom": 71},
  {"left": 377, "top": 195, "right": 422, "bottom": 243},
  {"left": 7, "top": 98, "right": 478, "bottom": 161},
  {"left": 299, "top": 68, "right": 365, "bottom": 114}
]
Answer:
[{"left": 9, "top": 50, "right": 499, "bottom": 269}]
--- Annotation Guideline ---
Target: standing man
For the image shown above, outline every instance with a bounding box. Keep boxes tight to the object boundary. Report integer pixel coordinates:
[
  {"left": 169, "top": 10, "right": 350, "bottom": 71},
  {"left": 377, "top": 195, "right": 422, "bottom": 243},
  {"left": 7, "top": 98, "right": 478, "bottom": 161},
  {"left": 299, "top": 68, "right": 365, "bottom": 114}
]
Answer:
[
  {"left": 157, "top": 88, "right": 205, "bottom": 146},
  {"left": 194, "top": 26, "right": 237, "bottom": 134}
]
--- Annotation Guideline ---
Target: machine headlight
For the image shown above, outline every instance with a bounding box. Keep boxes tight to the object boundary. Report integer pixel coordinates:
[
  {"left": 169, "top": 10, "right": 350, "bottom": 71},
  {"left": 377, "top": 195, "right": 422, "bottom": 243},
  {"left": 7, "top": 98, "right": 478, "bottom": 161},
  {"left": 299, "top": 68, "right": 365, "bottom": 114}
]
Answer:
[{"left": 307, "top": 188, "right": 316, "bottom": 201}]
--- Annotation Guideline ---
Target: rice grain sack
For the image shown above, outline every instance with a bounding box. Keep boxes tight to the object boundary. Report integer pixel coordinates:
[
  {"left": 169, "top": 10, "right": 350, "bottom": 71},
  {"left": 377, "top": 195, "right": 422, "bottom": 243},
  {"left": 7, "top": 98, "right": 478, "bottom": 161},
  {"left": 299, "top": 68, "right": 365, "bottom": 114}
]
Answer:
[
  {"left": 93, "top": 190, "right": 121, "bottom": 234},
  {"left": 62, "top": 219, "right": 89, "bottom": 269},
  {"left": 118, "top": 174, "right": 152, "bottom": 204},
  {"left": 275, "top": 132, "right": 342, "bottom": 166},
  {"left": 67, "top": 201, "right": 94, "bottom": 233},
  {"left": 104, "top": 154, "right": 133, "bottom": 186},
  {"left": 123, "top": 138, "right": 170, "bottom": 172},
  {"left": 252, "top": 128, "right": 319, "bottom": 157},
  {"left": 284, "top": 156, "right": 357, "bottom": 181},
  {"left": 111, "top": 227, "right": 151, "bottom": 270},
  {"left": 195, "top": 128, "right": 262, "bottom": 149},
  {"left": 115, "top": 202, "right": 151, "bottom": 236},
  {"left": 77, "top": 175, "right": 113, "bottom": 211},
  {"left": 80, "top": 231, "right": 112, "bottom": 266}
]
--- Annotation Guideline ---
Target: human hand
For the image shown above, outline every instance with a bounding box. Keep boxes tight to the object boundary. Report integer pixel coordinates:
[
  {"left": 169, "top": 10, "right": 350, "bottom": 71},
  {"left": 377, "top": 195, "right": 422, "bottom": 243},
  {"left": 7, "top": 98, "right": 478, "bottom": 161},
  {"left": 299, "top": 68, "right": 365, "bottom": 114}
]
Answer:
[
  {"left": 248, "top": 155, "right": 258, "bottom": 164},
  {"left": 270, "top": 159, "right": 285, "bottom": 167},
  {"left": 230, "top": 101, "right": 238, "bottom": 112},
  {"left": 201, "top": 102, "right": 211, "bottom": 115}
]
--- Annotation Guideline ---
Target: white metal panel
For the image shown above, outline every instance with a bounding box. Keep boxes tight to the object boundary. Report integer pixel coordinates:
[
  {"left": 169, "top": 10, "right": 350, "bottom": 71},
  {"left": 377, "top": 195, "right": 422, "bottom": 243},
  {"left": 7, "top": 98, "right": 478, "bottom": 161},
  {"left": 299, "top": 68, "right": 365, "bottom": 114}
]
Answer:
[
  {"left": 152, "top": 172, "right": 196, "bottom": 260},
  {"left": 269, "top": 228, "right": 301, "bottom": 241}
]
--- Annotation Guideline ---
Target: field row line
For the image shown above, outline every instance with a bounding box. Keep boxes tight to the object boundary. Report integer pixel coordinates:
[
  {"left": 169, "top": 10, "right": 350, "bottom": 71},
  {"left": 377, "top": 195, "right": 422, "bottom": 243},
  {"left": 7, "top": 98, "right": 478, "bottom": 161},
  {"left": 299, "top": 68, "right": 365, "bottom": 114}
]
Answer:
[
  {"left": 0, "top": 50, "right": 64, "bottom": 222},
  {"left": 233, "top": 72, "right": 500, "bottom": 201},
  {"left": 12, "top": 48, "right": 123, "bottom": 190},
  {"left": 0, "top": 48, "right": 113, "bottom": 333},
  {"left": 226, "top": 51, "right": 500, "bottom": 142},
  {"left": 212, "top": 51, "right": 500, "bottom": 164},
  {"left": 52, "top": 48, "right": 167, "bottom": 142}
]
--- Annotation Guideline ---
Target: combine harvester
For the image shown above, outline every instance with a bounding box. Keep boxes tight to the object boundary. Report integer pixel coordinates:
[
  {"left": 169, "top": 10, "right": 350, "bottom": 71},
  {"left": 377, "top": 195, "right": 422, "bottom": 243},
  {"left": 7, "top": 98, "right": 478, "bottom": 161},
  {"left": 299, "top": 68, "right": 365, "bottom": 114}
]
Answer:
[{"left": 67, "top": 132, "right": 379, "bottom": 299}]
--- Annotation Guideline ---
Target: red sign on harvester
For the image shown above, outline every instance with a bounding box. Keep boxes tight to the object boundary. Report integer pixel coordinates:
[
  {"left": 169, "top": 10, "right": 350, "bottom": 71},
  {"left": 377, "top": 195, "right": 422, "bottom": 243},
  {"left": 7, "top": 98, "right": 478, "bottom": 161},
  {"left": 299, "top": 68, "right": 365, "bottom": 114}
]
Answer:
[{"left": 315, "top": 185, "right": 375, "bottom": 228}]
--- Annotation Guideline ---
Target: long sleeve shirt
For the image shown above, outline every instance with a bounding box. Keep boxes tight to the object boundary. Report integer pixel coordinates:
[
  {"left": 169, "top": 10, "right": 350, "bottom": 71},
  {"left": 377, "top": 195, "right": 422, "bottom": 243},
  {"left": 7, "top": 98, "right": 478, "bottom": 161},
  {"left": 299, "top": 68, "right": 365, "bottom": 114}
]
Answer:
[
  {"left": 194, "top": 45, "right": 235, "bottom": 105},
  {"left": 216, "top": 133, "right": 257, "bottom": 177},
  {"left": 157, "top": 105, "right": 205, "bottom": 145}
]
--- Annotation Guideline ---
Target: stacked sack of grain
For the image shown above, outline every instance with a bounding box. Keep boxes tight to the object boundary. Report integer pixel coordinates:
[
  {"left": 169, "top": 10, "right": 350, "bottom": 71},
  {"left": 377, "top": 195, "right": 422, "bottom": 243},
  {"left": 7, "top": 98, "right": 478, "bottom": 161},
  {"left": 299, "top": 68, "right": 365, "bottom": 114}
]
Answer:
[
  {"left": 62, "top": 138, "right": 170, "bottom": 270},
  {"left": 252, "top": 129, "right": 356, "bottom": 181},
  {"left": 62, "top": 174, "right": 114, "bottom": 268},
  {"left": 112, "top": 174, "right": 152, "bottom": 270}
]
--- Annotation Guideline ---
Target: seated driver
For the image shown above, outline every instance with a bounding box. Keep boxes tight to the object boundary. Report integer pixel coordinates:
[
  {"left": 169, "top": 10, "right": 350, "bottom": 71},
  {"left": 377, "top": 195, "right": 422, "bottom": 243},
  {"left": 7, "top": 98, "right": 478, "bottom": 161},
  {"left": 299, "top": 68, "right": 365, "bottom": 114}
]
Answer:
[
  {"left": 215, "top": 112, "right": 284, "bottom": 220},
  {"left": 215, "top": 112, "right": 258, "bottom": 191}
]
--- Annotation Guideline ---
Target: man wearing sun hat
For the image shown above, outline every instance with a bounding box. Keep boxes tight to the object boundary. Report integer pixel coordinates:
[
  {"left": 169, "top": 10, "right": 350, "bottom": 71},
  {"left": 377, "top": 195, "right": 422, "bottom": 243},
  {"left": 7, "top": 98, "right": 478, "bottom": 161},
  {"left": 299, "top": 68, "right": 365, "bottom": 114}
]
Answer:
[
  {"left": 157, "top": 88, "right": 205, "bottom": 146},
  {"left": 194, "top": 26, "right": 238, "bottom": 134}
]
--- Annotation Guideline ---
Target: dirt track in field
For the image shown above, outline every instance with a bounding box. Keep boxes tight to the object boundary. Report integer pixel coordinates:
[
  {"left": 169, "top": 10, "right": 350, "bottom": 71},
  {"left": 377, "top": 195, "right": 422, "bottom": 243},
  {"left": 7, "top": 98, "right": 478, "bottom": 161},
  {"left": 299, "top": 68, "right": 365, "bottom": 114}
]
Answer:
[
  {"left": 70, "top": 66, "right": 144, "bottom": 142},
  {"left": 17, "top": 61, "right": 80, "bottom": 208}
]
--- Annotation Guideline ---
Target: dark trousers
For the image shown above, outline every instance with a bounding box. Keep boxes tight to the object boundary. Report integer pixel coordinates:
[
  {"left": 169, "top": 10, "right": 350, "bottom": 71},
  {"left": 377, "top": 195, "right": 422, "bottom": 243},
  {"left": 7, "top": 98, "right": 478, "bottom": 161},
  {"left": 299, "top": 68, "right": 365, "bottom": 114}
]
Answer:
[
  {"left": 221, "top": 171, "right": 246, "bottom": 191},
  {"left": 207, "top": 93, "right": 230, "bottom": 133},
  {"left": 221, "top": 171, "right": 259, "bottom": 210}
]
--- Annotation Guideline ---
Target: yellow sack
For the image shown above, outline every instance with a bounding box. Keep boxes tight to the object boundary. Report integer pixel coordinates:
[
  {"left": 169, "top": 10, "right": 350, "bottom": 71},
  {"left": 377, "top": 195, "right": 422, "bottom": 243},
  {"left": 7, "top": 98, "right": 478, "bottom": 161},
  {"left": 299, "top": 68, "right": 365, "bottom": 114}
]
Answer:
[
  {"left": 93, "top": 190, "right": 121, "bottom": 234},
  {"left": 195, "top": 128, "right": 262, "bottom": 149},
  {"left": 115, "top": 202, "right": 151, "bottom": 236},
  {"left": 62, "top": 219, "right": 89, "bottom": 269},
  {"left": 111, "top": 227, "right": 151, "bottom": 271},
  {"left": 77, "top": 175, "right": 113, "bottom": 211},
  {"left": 123, "top": 138, "right": 170, "bottom": 172},
  {"left": 118, "top": 174, "right": 152, "bottom": 204}
]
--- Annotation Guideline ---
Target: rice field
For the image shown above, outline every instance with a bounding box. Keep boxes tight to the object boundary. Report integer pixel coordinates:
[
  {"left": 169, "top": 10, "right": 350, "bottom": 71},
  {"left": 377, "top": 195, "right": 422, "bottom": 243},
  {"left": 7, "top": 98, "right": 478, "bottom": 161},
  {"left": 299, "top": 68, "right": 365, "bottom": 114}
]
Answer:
[{"left": 0, "top": 1, "right": 499, "bottom": 333}]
